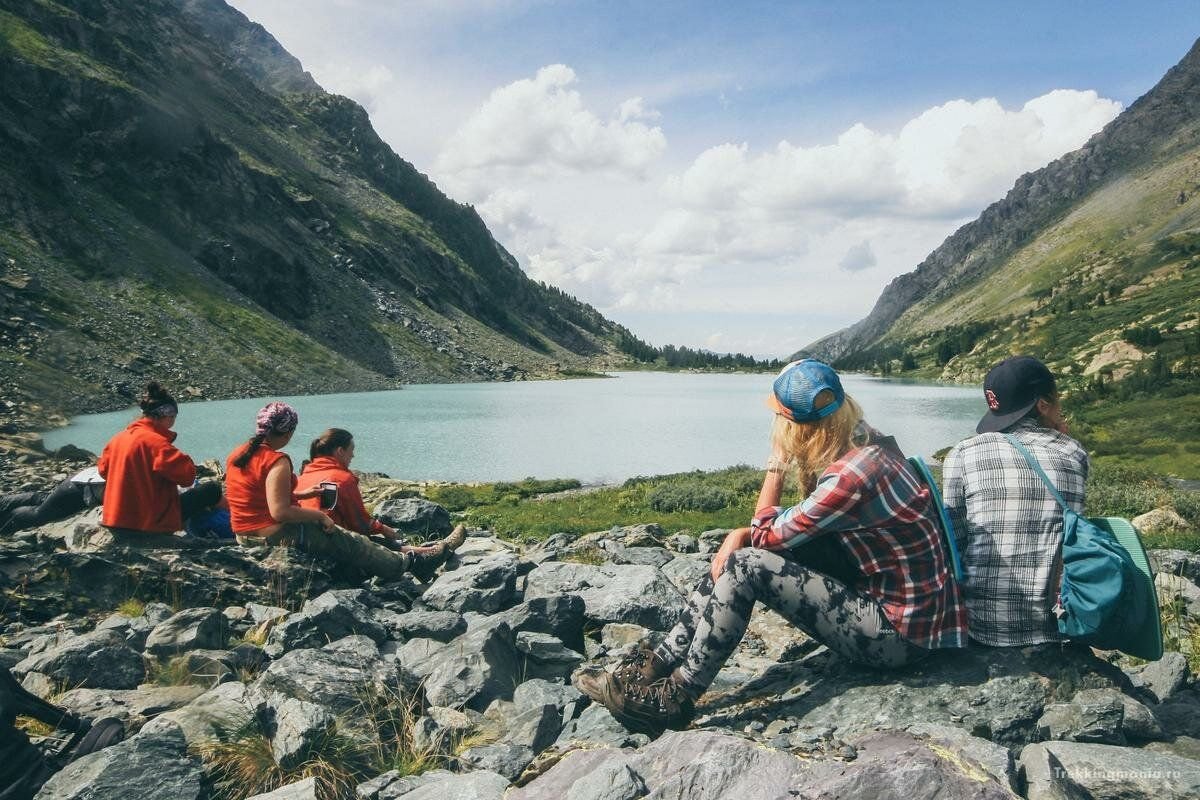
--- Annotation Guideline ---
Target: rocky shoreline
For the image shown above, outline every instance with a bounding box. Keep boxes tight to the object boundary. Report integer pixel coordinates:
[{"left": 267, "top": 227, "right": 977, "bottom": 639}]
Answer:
[{"left": 3, "top": 485, "right": 1200, "bottom": 799}]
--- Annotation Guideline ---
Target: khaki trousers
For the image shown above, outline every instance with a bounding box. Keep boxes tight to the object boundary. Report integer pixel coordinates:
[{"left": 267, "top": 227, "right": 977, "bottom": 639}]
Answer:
[{"left": 237, "top": 523, "right": 412, "bottom": 581}]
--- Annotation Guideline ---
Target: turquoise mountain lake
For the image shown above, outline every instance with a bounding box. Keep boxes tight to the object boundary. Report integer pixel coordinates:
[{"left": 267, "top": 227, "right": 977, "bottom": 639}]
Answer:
[{"left": 43, "top": 372, "right": 984, "bottom": 484}]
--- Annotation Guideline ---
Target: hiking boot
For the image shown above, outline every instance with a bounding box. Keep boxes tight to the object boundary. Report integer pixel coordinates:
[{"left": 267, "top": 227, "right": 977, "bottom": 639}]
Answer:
[
  {"left": 572, "top": 667, "right": 695, "bottom": 735},
  {"left": 612, "top": 645, "right": 673, "bottom": 687},
  {"left": 442, "top": 523, "right": 467, "bottom": 552},
  {"left": 406, "top": 543, "right": 453, "bottom": 582}
]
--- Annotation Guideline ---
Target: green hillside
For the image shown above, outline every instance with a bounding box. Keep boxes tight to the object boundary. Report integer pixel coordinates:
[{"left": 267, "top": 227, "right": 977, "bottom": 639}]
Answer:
[
  {"left": 0, "top": 0, "right": 649, "bottom": 425},
  {"left": 803, "top": 37, "right": 1200, "bottom": 477}
]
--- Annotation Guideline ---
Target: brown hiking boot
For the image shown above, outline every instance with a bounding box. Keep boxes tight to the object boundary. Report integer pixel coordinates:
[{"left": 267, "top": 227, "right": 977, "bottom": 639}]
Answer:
[
  {"left": 612, "top": 645, "right": 673, "bottom": 687},
  {"left": 405, "top": 543, "right": 452, "bottom": 582},
  {"left": 572, "top": 667, "right": 695, "bottom": 735}
]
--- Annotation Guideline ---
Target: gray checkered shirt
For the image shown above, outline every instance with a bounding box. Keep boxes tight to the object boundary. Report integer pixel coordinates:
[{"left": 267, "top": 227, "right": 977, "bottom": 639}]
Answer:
[{"left": 942, "top": 418, "right": 1089, "bottom": 647}]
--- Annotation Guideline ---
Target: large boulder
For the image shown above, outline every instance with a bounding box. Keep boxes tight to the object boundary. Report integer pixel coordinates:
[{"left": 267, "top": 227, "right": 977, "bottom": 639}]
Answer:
[
  {"left": 246, "top": 778, "right": 318, "bottom": 800},
  {"left": 13, "top": 630, "right": 145, "bottom": 689},
  {"left": 420, "top": 553, "right": 520, "bottom": 614},
  {"left": 141, "top": 680, "right": 254, "bottom": 745},
  {"left": 1020, "top": 740, "right": 1200, "bottom": 800},
  {"left": 265, "top": 590, "right": 387, "bottom": 657},
  {"left": 385, "top": 610, "right": 467, "bottom": 643},
  {"left": 33, "top": 722, "right": 205, "bottom": 800},
  {"left": 54, "top": 685, "right": 205, "bottom": 729},
  {"left": 252, "top": 636, "right": 394, "bottom": 715},
  {"left": 695, "top": 643, "right": 1133, "bottom": 749},
  {"left": 524, "top": 562, "right": 685, "bottom": 630},
  {"left": 144, "top": 607, "right": 228, "bottom": 658},
  {"left": 374, "top": 498, "right": 451, "bottom": 537},
  {"left": 419, "top": 622, "right": 521, "bottom": 711},
  {"left": 488, "top": 594, "right": 587, "bottom": 654}
]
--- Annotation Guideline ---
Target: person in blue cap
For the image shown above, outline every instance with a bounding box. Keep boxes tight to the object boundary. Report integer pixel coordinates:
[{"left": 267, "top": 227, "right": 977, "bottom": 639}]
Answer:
[
  {"left": 574, "top": 359, "right": 967, "bottom": 734},
  {"left": 942, "top": 355, "right": 1087, "bottom": 647}
]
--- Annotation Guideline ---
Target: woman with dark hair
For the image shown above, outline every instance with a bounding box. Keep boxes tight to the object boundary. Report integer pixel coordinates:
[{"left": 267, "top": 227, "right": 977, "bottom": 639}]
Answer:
[
  {"left": 96, "top": 382, "right": 221, "bottom": 544},
  {"left": 225, "top": 405, "right": 463, "bottom": 581},
  {"left": 574, "top": 360, "right": 967, "bottom": 734},
  {"left": 296, "top": 428, "right": 400, "bottom": 539}
]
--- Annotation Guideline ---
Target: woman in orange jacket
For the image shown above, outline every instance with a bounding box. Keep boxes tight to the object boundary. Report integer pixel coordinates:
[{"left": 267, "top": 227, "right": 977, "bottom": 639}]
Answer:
[
  {"left": 296, "top": 428, "right": 400, "bottom": 540},
  {"left": 96, "top": 382, "right": 221, "bottom": 540}
]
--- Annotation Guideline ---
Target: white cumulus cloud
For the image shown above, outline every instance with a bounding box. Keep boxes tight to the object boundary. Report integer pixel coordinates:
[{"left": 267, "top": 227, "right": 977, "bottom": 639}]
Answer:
[{"left": 435, "top": 64, "right": 667, "bottom": 191}]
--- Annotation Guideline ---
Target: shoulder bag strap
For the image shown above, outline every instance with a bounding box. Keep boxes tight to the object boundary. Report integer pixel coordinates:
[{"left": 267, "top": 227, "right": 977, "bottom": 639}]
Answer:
[
  {"left": 1002, "top": 433, "right": 1070, "bottom": 512},
  {"left": 1003, "top": 434, "right": 1068, "bottom": 618}
]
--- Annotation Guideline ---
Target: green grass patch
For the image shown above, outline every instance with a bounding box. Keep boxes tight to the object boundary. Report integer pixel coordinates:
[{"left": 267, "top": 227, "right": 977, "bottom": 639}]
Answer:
[
  {"left": 425, "top": 478, "right": 582, "bottom": 512},
  {"left": 0, "top": 10, "right": 133, "bottom": 89},
  {"left": 457, "top": 466, "right": 775, "bottom": 541}
]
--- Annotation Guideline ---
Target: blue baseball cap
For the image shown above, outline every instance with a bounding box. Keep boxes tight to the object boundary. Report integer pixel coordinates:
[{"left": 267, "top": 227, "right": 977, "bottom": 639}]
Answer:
[{"left": 769, "top": 359, "right": 845, "bottom": 423}]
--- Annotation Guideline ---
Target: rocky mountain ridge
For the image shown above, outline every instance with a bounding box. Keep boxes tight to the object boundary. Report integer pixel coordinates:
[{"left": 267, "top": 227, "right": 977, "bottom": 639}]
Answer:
[
  {"left": 800, "top": 36, "right": 1200, "bottom": 382},
  {"left": 0, "top": 0, "right": 641, "bottom": 434}
]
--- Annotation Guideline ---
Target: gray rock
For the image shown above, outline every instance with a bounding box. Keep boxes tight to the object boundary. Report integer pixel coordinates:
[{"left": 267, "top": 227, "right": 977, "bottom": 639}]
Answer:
[
  {"left": 388, "top": 770, "right": 510, "bottom": 800},
  {"left": 0, "top": 648, "right": 24, "bottom": 669},
  {"left": 601, "top": 623, "right": 651, "bottom": 650},
  {"left": 445, "top": 535, "right": 519, "bottom": 569},
  {"left": 696, "top": 643, "right": 1129, "bottom": 749},
  {"left": 175, "top": 648, "right": 237, "bottom": 686},
  {"left": 795, "top": 730, "right": 1016, "bottom": 800},
  {"left": 420, "top": 553, "right": 520, "bottom": 614},
  {"left": 421, "top": 622, "right": 520, "bottom": 711},
  {"left": 267, "top": 696, "right": 335, "bottom": 770},
  {"left": 513, "top": 679, "right": 585, "bottom": 721},
  {"left": 1020, "top": 740, "right": 1200, "bottom": 800},
  {"left": 457, "top": 743, "right": 535, "bottom": 781},
  {"left": 265, "top": 590, "right": 387, "bottom": 657},
  {"left": 488, "top": 594, "right": 586, "bottom": 653},
  {"left": 605, "top": 545, "right": 673, "bottom": 569},
  {"left": 1157, "top": 573, "right": 1200, "bottom": 616},
  {"left": 1151, "top": 548, "right": 1200, "bottom": 584},
  {"left": 13, "top": 630, "right": 145, "bottom": 689},
  {"left": 144, "top": 607, "right": 228, "bottom": 658},
  {"left": 516, "top": 632, "right": 583, "bottom": 682},
  {"left": 387, "top": 610, "right": 466, "bottom": 643},
  {"left": 1036, "top": 688, "right": 1125, "bottom": 744},
  {"left": 246, "top": 777, "right": 319, "bottom": 800},
  {"left": 1133, "top": 507, "right": 1189, "bottom": 533},
  {"left": 141, "top": 681, "right": 253, "bottom": 745},
  {"left": 374, "top": 498, "right": 451, "bottom": 536},
  {"left": 396, "top": 638, "right": 448, "bottom": 683},
  {"left": 55, "top": 685, "right": 205, "bottom": 728},
  {"left": 554, "top": 704, "right": 650, "bottom": 750},
  {"left": 95, "top": 612, "right": 155, "bottom": 650},
  {"left": 1136, "top": 651, "right": 1190, "bottom": 703},
  {"left": 253, "top": 642, "right": 394, "bottom": 715},
  {"left": 246, "top": 603, "right": 289, "bottom": 625},
  {"left": 906, "top": 722, "right": 1016, "bottom": 790},
  {"left": 33, "top": 722, "right": 205, "bottom": 800},
  {"left": 516, "top": 730, "right": 810, "bottom": 800},
  {"left": 1154, "top": 689, "right": 1200, "bottom": 738},
  {"left": 524, "top": 563, "right": 684, "bottom": 630},
  {"left": 660, "top": 555, "right": 710, "bottom": 594},
  {"left": 666, "top": 534, "right": 698, "bottom": 553},
  {"left": 1120, "top": 693, "right": 1166, "bottom": 740},
  {"left": 500, "top": 703, "right": 562, "bottom": 752},
  {"left": 565, "top": 760, "right": 647, "bottom": 800},
  {"left": 411, "top": 705, "right": 478, "bottom": 753}
]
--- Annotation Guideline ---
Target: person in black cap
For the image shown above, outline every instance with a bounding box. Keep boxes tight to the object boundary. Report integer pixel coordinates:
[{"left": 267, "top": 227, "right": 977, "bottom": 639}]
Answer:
[{"left": 942, "top": 355, "right": 1089, "bottom": 647}]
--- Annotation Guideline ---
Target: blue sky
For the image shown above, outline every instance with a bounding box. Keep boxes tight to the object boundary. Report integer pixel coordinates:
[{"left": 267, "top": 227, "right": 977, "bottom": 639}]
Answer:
[{"left": 232, "top": 0, "right": 1199, "bottom": 357}]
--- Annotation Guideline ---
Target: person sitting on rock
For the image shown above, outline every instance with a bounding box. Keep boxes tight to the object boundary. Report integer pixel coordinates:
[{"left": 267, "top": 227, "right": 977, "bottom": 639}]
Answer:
[
  {"left": 574, "top": 359, "right": 968, "bottom": 734},
  {"left": 0, "top": 466, "right": 105, "bottom": 537},
  {"left": 296, "top": 427, "right": 461, "bottom": 552},
  {"left": 225, "top": 403, "right": 464, "bottom": 581},
  {"left": 942, "top": 355, "right": 1087, "bottom": 647},
  {"left": 96, "top": 381, "right": 222, "bottom": 546}
]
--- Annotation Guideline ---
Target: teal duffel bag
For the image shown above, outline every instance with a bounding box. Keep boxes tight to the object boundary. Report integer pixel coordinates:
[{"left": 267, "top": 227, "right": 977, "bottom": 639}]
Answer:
[{"left": 1005, "top": 435, "right": 1162, "bottom": 661}]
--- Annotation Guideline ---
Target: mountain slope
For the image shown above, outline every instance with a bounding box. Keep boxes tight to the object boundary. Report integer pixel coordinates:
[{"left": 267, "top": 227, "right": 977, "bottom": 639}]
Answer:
[
  {"left": 0, "top": 0, "right": 638, "bottom": 423},
  {"left": 801, "top": 36, "right": 1200, "bottom": 386}
]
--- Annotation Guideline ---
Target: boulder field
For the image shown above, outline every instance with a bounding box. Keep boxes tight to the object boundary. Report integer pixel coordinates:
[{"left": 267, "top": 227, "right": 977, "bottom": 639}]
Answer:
[{"left": 4, "top": 513, "right": 1200, "bottom": 800}]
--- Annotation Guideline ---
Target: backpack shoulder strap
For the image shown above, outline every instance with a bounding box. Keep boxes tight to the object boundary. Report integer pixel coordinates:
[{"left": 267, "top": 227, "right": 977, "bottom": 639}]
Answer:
[
  {"left": 1002, "top": 433, "right": 1070, "bottom": 512},
  {"left": 908, "top": 455, "right": 966, "bottom": 583}
]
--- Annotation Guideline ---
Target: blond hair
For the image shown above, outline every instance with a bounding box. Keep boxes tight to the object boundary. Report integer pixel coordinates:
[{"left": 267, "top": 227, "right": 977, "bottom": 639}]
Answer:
[{"left": 770, "top": 392, "right": 866, "bottom": 492}]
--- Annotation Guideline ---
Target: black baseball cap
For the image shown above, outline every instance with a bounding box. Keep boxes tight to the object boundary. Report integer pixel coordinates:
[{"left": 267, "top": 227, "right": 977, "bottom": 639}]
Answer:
[{"left": 976, "top": 355, "right": 1057, "bottom": 434}]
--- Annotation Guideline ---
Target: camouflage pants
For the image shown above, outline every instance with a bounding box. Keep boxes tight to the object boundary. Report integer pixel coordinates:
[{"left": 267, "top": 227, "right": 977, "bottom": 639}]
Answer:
[{"left": 655, "top": 547, "right": 927, "bottom": 696}]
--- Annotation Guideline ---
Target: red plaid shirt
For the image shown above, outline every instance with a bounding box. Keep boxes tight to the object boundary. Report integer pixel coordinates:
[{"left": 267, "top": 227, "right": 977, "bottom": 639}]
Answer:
[{"left": 751, "top": 434, "right": 967, "bottom": 650}]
